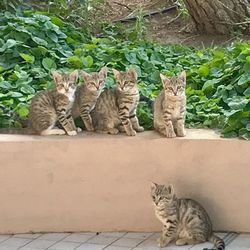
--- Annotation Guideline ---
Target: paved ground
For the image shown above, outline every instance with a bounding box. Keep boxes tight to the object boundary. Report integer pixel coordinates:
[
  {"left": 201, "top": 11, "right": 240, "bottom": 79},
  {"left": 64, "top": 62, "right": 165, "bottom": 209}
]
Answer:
[{"left": 0, "top": 232, "right": 249, "bottom": 250}]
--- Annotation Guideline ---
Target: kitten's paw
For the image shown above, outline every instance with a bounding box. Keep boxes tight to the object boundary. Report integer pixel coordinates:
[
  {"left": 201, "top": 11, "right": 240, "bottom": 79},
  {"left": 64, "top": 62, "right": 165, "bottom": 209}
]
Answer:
[
  {"left": 67, "top": 130, "right": 77, "bottom": 136},
  {"left": 76, "top": 127, "right": 82, "bottom": 132},
  {"left": 177, "top": 129, "right": 186, "bottom": 137},
  {"left": 108, "top": 128, "right": 119, "bottom": 135},
  {"left": 118, "top": 125, "right": 126, "bottom": 132},
  {"left": 86, "top": 125, "right": 94, "bottom": 131},
  {"left": 126, "top": 129, "right": 136, "bottom": 136},
  {"left": 135, "top": 126, "right": 144, "bottom": 132},
  {"left": 165, "top": 130, "right": 176, "bottom": 138},
  {"left": 56, "top": 129, "right": 66, "bottom": 135},
  {"left": 157, "top": 237, "right": 167, "bottom": 248},
  {"left": 176, "top": 238, "right": 187, "bottom": 246},
  {"left": 41, "top": 129, "right": 65, "bottom": 135}
]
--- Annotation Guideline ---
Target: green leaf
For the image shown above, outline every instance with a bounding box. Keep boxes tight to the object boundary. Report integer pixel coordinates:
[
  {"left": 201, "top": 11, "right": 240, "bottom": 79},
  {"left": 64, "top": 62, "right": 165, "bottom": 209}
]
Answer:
[
  {"left": 17, "top": 105, "right": 29, "bottom": 117},
  {"left": 213, "top": 50, "right": 225, "bottom": 59},
  {"left": 244, "top": 87, "right": 250, "bottom": 95},
  {"left": 5, "top": 39, "right": 17, "bottom": 49},
  {"left": 0, "top": 81, "right": 12, "bottom": 89},
  {"left": 202, "top": 79, "right": 220, "bottom": 92},
  {"left": 0, "top": 39, "right": 17, "bottom": 52},
  {"left": 20, "top": 85, "right": 35, "bottom": 94},
  {"left": 84, "top": 44, "right": 97, "bottom": 50},
  {"left": 124, "top": 52, "right": 139, "bottom": 64},
  {"left": 245, "top": 123, "right": 250, "bottom": 131},
  {"left": 32, "top": 37, "right": 48, "bottom": 46},
  {"left": 67, "top": 56, "right": 83, "bottom": 68},
  {"left": 82, "top": 55, "right": 93, "bottom": 68},
  {"left": 237, "top": 74, "right": 250, "bottom": 86},
  {"left": 9, "top": 92, "right": 23, "bottom": 97},
  {"left": 50, "top": 16, "right": 64, "bottom": 27},
  {"left": 222, "top": 131, "right": 238, "bottom": 138},
  {"left": 228, "top": 97, "right": 249, "bottom": 110},
  {"left": 47, "top": 31, "right": 58, "bottom": 43},
  {"left": 42, "top": 58, "right": 57, "bottom": 70},
  {"left": 130, "top": 65, "right": 141, "bottom": 77},
  {"left": 198, "top": 65, "right": 209, "bottom": 76},
  {"left": 246, "top": 56, "right": 250, "bottom": 64},
  {"left": 19, "top": 53, "right": 35, "bottom": 63}
]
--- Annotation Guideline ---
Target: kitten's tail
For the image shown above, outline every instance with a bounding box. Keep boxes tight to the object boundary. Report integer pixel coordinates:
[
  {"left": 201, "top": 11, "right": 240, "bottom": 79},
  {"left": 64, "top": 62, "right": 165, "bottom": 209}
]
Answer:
[{"left": 204, "top": 234, "right": 225, "bottom": 250}]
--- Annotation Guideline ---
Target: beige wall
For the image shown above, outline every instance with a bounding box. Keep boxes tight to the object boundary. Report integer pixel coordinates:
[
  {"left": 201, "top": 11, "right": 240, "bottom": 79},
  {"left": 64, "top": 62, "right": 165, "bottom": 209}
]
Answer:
[{"left": 0, "top": 129, "right": 249, "bottom": 234}]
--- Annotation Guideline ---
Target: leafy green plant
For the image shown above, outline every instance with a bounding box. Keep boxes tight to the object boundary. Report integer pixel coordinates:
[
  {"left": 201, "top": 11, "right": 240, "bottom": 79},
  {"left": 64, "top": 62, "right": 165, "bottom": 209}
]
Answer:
[
  {"left": 126, "top": 8, "right": 149, "bottom": 41},
  {"left": 34, "top": 0, "right": 105, "bottom": 32},
  {"left": 0, "top": 0, "right": 23, "bottom": 10},
  {"left": 102, "top": 7, "right": 149, "bottom": 42},
  {"left": 0, "top": 9, "right": 250, "bottom": 139},
  {"left": 0, "top": 10, "right": 89, "bottom": 127},
  {"left": 179, "top": 0, "right": 189, "bottom": 17}
]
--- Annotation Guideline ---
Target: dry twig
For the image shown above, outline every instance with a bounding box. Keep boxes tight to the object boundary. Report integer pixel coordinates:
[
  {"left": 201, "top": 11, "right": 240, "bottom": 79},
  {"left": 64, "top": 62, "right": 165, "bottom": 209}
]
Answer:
[
  {"left": 113, "top": 1, "right": 132, "bottom": 11},
  {"left": 180, "top": 34, "right": 200, "bottom": 44},
  {"left": 166, "top": 12, "right": 182, "bottom": 25}
]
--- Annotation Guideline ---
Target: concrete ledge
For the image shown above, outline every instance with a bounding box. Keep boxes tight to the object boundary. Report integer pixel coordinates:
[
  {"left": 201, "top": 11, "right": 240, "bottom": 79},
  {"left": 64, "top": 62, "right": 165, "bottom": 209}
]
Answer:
[{"left": 0, "top": 129, "right": 249, "bottom": 233}]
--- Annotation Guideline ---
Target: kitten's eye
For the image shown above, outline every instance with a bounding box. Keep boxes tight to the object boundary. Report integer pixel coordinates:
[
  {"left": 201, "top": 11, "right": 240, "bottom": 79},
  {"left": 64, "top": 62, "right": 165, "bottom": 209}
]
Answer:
[
  {"left": 165, "top": 196, "right": 171, "bottom": 201},
  {"left": 152, "top": 195, "right": 156, "bottom": 200}
]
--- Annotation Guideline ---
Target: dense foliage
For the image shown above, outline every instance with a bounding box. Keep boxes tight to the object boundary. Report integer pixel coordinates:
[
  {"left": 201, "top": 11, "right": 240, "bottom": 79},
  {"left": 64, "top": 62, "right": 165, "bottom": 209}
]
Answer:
[{"left": 0, "top": 11, "right": 250, "bottom": 139}]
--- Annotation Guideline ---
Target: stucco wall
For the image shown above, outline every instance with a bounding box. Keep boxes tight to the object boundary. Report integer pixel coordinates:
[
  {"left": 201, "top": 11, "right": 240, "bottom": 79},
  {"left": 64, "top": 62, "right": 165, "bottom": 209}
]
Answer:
[{"left": 0, "top": 129, "right": 249, "bottom": 234}]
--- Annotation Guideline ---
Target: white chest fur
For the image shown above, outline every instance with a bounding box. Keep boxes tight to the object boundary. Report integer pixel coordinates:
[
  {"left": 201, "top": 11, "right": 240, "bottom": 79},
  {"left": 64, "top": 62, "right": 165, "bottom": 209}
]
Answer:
[
  {"left": 171, "top": 106, "right": 181, "bottom": 120},
  {"left": 66, "top": 88, "right": 76, "bottom": 103}
]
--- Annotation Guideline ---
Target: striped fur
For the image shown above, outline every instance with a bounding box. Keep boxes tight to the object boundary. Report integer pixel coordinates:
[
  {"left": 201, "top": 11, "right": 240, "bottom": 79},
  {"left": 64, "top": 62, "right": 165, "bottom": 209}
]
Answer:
[
  {"left": 72, "top": 67, "right": 107, "bottom": 131},
  {"left": 28, "top": 70, "right": 78, "bottom": 136},
  {"left": 151, "top": 183, "right": 225, "bottom": 250},
  {"left": 91, "top": 68, "right": 144, "bottom": 136},
  {"left": 154, "top": 71, "right": 186, "bottom": 138}
]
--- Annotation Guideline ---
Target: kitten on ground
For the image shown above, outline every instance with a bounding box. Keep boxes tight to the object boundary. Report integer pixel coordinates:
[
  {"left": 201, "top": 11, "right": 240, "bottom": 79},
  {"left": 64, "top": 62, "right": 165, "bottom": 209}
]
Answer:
[{"left": 151, "top": 182, "right": 225, "bottom": 250}]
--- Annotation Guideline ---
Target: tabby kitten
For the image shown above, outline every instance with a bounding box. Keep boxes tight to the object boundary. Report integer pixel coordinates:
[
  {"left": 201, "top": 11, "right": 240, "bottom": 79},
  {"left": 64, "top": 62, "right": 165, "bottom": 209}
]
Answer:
[
  {"left": 154, "top": 71, "right": 186, "bottom": 138},
  {"left": 91, "top": 68, "right": 144, "bottom": 136},
  {"left": 72, "top": 67, "right": 108, "bottom": 131},
  {"left": 28, "top": 70, "right": 78, "bottom": 136},
  {"left": 151, "top": 183, "right": 225, "bottom": 250}
]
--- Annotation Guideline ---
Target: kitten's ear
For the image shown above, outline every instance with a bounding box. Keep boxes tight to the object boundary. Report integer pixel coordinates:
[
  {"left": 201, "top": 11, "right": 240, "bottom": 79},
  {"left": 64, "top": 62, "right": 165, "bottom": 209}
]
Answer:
[
  {"left": 178, "top": 71, "right": 186, "bottom": 84},
  {"left": 160, "top": 73, "right": 171, "bottom": 88},
  {"left": 151, "top": 182, "right": 158, "bottom": 192},
  {"left": 112, "top": 68, "right": 121, "bottom": 80},
  {"left": 80, "top": 70, "right": 91, "bottom": 82},
  {"left": 99, "top": 66, "right": 108, "bottom": 79},
  {"left": 52, "top": 71, "right": 62, "bottom": 85},
  {"left": 127, "top": 67, "right": 137, "bottom": 80},
  {"left": 69, "top": 70, "right": 78, "bottom": 83}
]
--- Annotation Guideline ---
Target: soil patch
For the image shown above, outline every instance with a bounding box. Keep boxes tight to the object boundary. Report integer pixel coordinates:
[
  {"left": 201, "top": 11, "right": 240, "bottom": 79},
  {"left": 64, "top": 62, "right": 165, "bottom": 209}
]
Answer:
[{"left": 102, "top": 0, "right": 249, "bottom": 46}]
